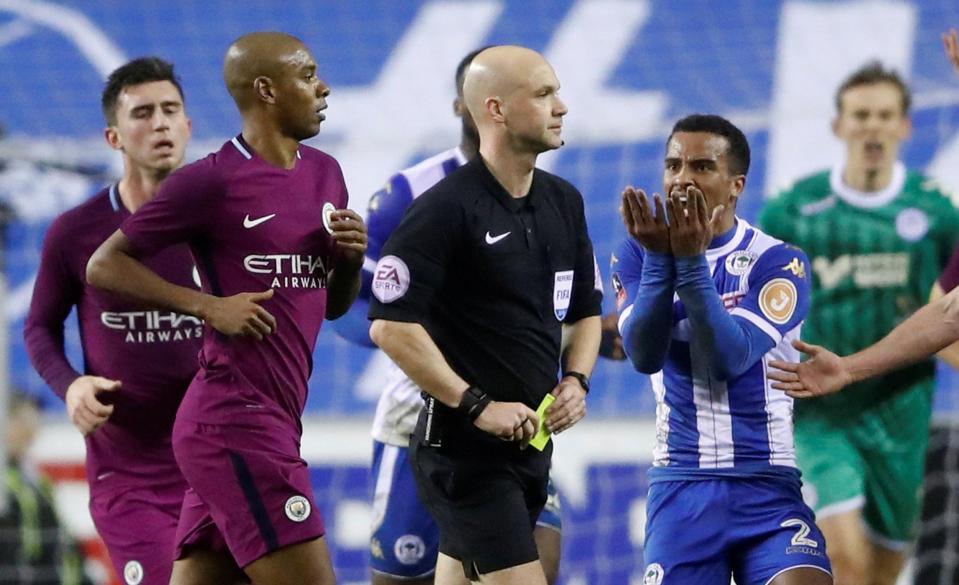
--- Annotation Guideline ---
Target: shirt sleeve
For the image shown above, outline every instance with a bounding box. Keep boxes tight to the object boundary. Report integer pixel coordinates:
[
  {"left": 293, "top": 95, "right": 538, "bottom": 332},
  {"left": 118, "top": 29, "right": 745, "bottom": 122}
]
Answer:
[
  {"left": 120, "top": 158, "right": 219, "bottom": 257},
  {"left": 729, "top": 243, "right": 812, "bottom": 345},
  {"left": 563, "top": 187, "right": 603, "bottom": 323},
  {"left": 23, "top": 217, "right": 83, "bottom": 398},
  {"left": 331, "top": 173, "right": 412, "bottom": 347},
  {"left": 614, "top": 238, "right": 676, "bottom": 373},
  {"left": 367, "top": 188, "right": 461, "bottom": 323}
]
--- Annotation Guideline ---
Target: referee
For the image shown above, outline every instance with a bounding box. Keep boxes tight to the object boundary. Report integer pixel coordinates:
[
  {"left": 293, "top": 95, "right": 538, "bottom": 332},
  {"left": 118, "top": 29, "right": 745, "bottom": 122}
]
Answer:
[{"left": 369, "top": 45, "right": 601, "bottom": 585}]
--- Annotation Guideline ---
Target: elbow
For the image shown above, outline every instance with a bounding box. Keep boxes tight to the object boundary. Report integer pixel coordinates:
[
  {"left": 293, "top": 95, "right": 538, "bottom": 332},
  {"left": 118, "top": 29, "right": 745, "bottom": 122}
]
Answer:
[
  {"left": 85, "top": 251, "right": 108, "bottom": 289},
  {"left": 369, "top": 319, "right": 392, "bottom": 349}
]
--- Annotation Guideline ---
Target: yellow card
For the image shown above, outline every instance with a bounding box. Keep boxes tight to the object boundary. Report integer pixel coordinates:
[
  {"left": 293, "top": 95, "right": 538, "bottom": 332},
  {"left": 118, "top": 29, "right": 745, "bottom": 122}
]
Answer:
[{"left": 529, "top": 394, "right": 556, "bottom": 451}]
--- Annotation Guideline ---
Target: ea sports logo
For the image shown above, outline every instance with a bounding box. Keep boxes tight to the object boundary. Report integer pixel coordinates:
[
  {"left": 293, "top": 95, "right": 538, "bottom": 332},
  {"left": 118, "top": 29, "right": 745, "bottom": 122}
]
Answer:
[
  {"left": 372, "top": 255, "right": 410, "bottom": 303},
  {"left": 123, "top": 560, "right": 144, "bottom": 585},
  {"left": 284, "top": 495, "right": 312, "bottom": 523}
]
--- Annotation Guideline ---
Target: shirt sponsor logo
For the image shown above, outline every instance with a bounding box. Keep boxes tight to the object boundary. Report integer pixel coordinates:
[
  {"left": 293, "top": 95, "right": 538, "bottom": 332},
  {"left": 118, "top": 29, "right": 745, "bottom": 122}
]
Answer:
[
  {"left": 612, "top": 273, "right": 626, "bottom": 310},
  {"left": 394, "top": 534, "right": 426, "bottom": 566},
  {"left": 243, "top": 213, "right": 277, "bottom": 229},
  {"left": 725, "top": 250, "right": 758, "bottom": 276},
  {"left": 758, "top": 278, "right": 798, "bottom": 325},
  {"left": 123, "top": 560, "right": 143, "bottom": 585},
  {"left": 553, "top": 270, "right": 574, "bottom": 320},
  {"left": 895, "top": 207, "right": 930, "bottom": 242},
  {"left": 812, "top": 253, "right": 909, "bottom": 290},
  {"left": 284, "top": 495, "right": 312, "bottom": 523},
  {"left": 100, "top": 311, "right": 203, "bottom": 344},
  {"left": 372, "top": 255, "right": 411, "bottom": 303},
  {"left": 244, "top": 254, "right": 329, "bottom": 289}
]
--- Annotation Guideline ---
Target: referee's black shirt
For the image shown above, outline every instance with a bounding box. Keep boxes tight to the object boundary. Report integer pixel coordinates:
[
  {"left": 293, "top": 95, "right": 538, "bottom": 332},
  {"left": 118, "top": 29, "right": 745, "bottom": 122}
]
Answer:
[{"left": 368, "top": 157, "right": 602, "bottom": 448}]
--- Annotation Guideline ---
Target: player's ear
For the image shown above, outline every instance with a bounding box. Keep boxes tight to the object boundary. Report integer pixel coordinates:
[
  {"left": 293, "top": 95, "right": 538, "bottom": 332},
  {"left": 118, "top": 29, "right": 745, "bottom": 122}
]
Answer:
[
  {"left": 253, "top": 76, "right": 276, "bottom": 105},
  {"left": 730, "top": 175, "right": 745, "bottom": 201},
  {"left": 104, "top": 126, "right": 122, "bottom": 151},
  {"left": 453, "top": 96, "right": 465, "bottom": 117}
]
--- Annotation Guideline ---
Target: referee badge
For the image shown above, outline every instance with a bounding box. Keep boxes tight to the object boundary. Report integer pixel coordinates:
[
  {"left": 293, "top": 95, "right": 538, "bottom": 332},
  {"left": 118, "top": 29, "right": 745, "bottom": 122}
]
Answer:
[{"left": 553, "top": 270, "right": 574, "bottom": 320}]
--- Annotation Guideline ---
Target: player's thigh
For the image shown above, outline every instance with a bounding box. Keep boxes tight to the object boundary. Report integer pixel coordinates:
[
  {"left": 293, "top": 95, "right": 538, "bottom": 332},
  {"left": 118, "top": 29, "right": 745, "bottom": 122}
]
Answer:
[
  {"left": 477, "top": 559, "right": 546, "bottom": 585},
  {"left": 533, "top": 477, "right": 562, "bottom": 585},
  {"left": 370, "top": 441, "right": 439, "bottom": 581},
  {"left": 868, "top": 545, "right": 907, "bottom": 585},
  {"left": 243, "top": 536, "right": 335, "bottom": 585},
  {"left": 169, "top": 548, "right": 248, "bottom": 585},
  {"left": 816, "top": 510, "right": 871, "bottom": 585},
  {"left": 794, "top": 413, "right": 865, "bottom": 520},
  {"left": 768, "top": 566, "right": 834, "bottom": 585},
  {"left": 731, "top": 477, "right": 832, "bottom": 585},
  {"left": 642, "top": 480, "right": 731, "bottom": 585},
  {"left": 90, "top": 486, "right": 182, "bottom": 585}
]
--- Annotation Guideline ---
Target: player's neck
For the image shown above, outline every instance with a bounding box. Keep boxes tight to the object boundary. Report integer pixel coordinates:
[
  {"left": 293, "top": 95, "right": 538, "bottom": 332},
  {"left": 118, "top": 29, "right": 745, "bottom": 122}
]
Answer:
[
  {"left": 843, "top": 164, "right": 894, "bottom": 193},
  {"left": 118, "top": 166, "right": 169, "bottom": 213},
  {"left": 240, "top": 124, "right": 300, "bottom": 170},
  {"left": 479, "top": 143, "right": 536, "bottom": 198}
]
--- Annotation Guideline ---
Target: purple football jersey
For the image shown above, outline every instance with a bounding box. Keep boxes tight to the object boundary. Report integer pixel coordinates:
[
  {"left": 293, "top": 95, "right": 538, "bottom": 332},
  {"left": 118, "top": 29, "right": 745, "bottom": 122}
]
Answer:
[
  {"left": 120, "top": 136, "right": 349, "bottom": 431},
  {"left": 25, "top": 185, "right": 201, "bottom": 492}
]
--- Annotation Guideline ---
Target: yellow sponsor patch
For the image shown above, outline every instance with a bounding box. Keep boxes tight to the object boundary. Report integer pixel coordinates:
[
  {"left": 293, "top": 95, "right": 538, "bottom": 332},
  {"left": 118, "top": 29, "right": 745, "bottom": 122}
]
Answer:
[
  {"left": 781, "top": 257, "right": 806, "bottom": 279},
  {"left": 759, "top": 278, "right": 798, "bottom": 325}
]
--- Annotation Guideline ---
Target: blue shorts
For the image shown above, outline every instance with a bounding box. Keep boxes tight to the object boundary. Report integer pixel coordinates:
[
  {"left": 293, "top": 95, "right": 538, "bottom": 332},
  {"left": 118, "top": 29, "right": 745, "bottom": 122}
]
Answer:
[
  {"left": 643, "top": 477, "right": 832, "bottom": 585},
  {"left": 370, "top": 441, "right": 562, "bottom": 578}
]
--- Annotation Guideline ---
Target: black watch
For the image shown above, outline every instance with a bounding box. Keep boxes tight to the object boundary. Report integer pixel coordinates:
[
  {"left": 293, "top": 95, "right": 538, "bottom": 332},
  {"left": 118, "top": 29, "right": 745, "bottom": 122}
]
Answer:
[
  {"left": 456, "top": 385, "right": 492, "bottom": 423},
  {"left": 563, "top": 371, "right": 590, "bottom": 394}
]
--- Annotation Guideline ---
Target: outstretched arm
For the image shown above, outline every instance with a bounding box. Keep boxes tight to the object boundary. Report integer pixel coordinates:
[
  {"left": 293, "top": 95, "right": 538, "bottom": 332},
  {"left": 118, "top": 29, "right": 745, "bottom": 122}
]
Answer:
[{"left": 769, "top": 286, "right": 959, "bottom": 398}]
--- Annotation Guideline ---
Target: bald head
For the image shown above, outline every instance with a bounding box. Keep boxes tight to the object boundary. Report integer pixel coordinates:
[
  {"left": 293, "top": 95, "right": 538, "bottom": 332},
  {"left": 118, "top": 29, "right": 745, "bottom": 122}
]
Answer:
[
  {"left": 224, "top": 31, "right": 310, "bottom": 109},
  {"left": 462, "top": 46, "right": 556, "bottom": 126}
]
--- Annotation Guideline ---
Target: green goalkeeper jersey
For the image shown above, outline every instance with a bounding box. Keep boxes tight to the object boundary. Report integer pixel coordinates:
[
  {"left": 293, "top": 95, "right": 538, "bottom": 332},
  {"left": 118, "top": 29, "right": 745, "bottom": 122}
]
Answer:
[{"left": 760, "top": 162, "right": 959, "bottom": 417}]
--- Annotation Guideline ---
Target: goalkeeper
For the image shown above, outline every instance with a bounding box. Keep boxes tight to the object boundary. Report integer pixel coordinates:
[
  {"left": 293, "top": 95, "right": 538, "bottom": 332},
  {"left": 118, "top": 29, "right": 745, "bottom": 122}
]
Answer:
[{"left": 759, "top": 49, "right": 959, "bottom": 585}]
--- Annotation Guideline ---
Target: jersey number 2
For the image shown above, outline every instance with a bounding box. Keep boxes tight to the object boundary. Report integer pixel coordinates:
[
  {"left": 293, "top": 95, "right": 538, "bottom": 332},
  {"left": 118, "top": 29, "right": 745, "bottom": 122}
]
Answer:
[{"left": 780, "top": 519, "right": 819, "bottom": 548}]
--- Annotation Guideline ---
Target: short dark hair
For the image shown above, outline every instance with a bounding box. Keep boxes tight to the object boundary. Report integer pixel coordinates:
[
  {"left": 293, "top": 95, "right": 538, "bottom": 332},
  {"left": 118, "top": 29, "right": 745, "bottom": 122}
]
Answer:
[
  {"left": 101, "top": 57, "right": 184, "bottom": 125},
  {"left": 835, "top": 60, "right": 910, "bottom": 114},
  {"left": 668, "top": 114, "right": 750, "bottom": 176},
  {"left": 455, "top": 46, "right": 493, "bottom": 96}
]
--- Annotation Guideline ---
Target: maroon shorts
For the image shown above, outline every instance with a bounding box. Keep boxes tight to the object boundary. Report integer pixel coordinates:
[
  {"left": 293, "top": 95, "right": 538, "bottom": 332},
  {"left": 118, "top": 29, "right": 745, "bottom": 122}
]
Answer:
[
  {"left": 171, "top": 420, "right": 325, "bottom": 567},
  {"left": 90, "top": 480, "right": 185, "bottom": 585}
]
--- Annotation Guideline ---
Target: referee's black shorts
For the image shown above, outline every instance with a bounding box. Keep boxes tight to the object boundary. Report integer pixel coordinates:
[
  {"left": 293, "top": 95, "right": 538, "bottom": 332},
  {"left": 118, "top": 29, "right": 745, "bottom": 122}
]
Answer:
[{"left": 409, "top": 437, "right": 553, "bottom": 577}]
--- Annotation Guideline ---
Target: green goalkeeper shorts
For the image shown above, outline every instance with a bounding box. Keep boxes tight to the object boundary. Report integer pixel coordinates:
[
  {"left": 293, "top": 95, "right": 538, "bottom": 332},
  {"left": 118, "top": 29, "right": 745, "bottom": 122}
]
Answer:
[{"left": 794, "top": 387, "right": 933, "bottom": 548}]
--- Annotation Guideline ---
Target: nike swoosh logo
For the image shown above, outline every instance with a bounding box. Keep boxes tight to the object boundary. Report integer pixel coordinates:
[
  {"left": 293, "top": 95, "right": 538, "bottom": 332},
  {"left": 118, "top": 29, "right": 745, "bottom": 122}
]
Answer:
[
  {"left": 243, "top": 213, "right": 276, "bottom": 228},
  {"left": 485, "top": 231, "right": 511, "bottom": 245}
]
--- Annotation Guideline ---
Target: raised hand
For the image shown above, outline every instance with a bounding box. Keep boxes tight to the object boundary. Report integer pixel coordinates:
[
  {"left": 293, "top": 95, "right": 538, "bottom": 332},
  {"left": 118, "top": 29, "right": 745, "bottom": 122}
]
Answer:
[
  {"left": 944, "top": 28, "right": 959, "bottom": 75},
  {"left": 666, "top": 186, "right": 724, "bottom": 257},
  {"left": 767, "top": 339, "right": 853, "bottom": 398},
  {"left": 621, "top": 187, "right": 670, "bottom": 254},
  {"left": 65, "top": 376, "right": 121, "bottom": 436},
  {"left": 329, "top": 209, "right": 368, "bottom": 271},
  {"left": 474, "top": 401, "right": 540, "bottom": 447},
  {"left": 201, "top": 288, "right": 277, "bottom": 340},
  {"left": 545, "top": 377, "right": 587, "bottom": 434}
]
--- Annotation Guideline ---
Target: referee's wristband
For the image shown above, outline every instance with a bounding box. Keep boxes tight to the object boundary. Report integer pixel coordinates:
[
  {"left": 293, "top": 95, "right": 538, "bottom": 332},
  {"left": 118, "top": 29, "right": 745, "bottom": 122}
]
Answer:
[
  {"left": 456, "top": 385, "right": 492, "bottom": 423},
  {"left": 563, "top": 371, "right": 590, "bottom": 394}
]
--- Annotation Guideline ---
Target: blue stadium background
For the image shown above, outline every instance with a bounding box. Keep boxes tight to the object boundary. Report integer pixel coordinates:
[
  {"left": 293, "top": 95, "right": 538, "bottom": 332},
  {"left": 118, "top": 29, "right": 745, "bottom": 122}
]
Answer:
[{"left": 1, "top": 1, "right": 958, "bottom": 583}]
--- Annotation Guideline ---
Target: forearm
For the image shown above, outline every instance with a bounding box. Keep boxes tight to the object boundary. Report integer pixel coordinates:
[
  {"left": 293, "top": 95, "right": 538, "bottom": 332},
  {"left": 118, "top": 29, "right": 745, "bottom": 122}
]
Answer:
[
  {"left": 621, "top": 252, "right": 675, "bottom": 373},
  {"left": 87, "top": 234, "right": 212, "bottom": 319},
  {"left": 675, "top": 255, "right": 770, "bottom": 379},
  {"left": 845, "top": 291, "right": 959, "bottom": 383},
  {"left": 325, "top": 262, "right": 362, "bottom": 320},
  {"left": 561, "top": 315, "right": 601, "bottom": 376},
  {"left": 370, "top": 319, "right": 470, "bottom": 407},
  {"left": 23, "top": 324, "right": 79, "bottom": 399}
]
